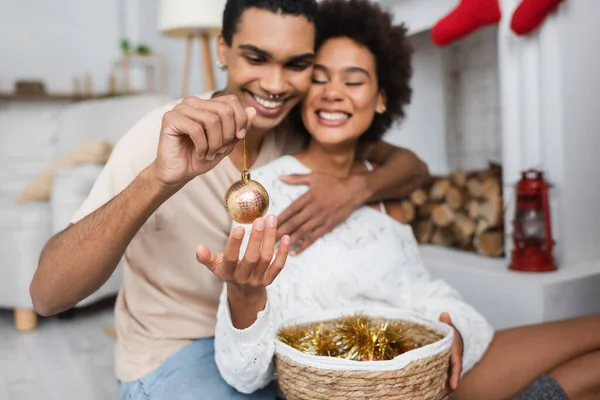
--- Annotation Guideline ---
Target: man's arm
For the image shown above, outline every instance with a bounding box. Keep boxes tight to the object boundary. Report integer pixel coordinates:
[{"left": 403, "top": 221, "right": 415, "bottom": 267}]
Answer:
[
  {"left": 355, "top": 140, "right": 431, "bottom": 202},
  {"left": 30, "top": 95, "right": 255, "bottom": 316},
  {"left": 277, "top": 141, "right": 430, "bottom": 254},
  {"left": 31, "top": 163, "right": 177, "bottom": 316}
]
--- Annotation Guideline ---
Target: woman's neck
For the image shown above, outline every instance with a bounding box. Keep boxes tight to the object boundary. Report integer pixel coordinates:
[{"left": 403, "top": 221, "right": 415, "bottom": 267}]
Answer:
[{"left": 295, "top": 140, "right": 358, "bottom": 178}]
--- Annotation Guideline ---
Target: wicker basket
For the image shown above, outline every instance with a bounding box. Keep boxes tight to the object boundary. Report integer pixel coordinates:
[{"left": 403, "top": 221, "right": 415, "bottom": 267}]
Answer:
[{"left": 274, "top": 308, "right": 453, "bottom": 400}]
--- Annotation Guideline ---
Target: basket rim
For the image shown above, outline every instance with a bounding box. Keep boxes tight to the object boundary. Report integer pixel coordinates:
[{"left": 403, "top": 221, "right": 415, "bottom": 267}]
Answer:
[{"left": 274, "top": 307, "right": 453, "bottom": 372}]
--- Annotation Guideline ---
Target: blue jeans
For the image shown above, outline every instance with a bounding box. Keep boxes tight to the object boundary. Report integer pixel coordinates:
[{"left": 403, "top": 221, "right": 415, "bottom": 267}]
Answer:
[{"left": 120, "top": 338, "right": 278, "bottom": 400}]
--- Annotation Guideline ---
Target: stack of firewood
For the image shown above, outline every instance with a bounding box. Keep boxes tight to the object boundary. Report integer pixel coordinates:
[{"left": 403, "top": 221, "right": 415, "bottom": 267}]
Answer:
[{"left": 402, "top": 163, "right": 505, "bottom": 258}]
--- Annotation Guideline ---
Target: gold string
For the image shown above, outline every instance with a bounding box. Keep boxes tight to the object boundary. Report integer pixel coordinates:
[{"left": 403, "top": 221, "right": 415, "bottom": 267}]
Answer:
[{"left": 243, "top": 136, "right": 247, "bottom": 170}]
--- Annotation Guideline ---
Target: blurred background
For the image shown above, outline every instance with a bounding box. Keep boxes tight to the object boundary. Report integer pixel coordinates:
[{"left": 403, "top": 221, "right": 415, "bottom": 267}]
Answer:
[{"left": 1, "top": 0, "right": 599, "bottom": 399}]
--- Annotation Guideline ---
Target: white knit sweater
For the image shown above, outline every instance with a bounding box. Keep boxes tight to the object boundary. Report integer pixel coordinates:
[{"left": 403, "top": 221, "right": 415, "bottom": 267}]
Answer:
[{"left": 215, "top": 156, "right": 495, "bottom": 394}]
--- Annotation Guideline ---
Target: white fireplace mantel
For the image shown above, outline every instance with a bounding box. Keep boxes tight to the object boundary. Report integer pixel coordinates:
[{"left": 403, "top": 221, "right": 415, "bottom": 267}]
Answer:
[
  {"left": 381, "top": 0, "right": 600, "bottom": 269},
  {"left": 379, "top": 0, "right": 600, "bottom": 329}
]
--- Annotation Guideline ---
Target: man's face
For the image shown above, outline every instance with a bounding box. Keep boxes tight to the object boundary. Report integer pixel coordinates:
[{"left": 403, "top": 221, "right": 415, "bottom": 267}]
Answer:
[{"left": 218, "top": 8, "right": 316, "bottom": 132}]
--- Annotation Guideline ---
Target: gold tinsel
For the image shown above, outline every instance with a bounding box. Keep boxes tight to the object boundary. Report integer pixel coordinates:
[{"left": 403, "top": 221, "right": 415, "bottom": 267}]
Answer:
[{"left": 277, "top": 314, "right": 423, "bottom": 362}]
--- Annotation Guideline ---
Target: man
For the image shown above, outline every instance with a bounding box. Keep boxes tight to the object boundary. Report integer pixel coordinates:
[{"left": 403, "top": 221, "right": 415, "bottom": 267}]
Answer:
[{"left": 30, "top": 0, "right": 429, "bottom": 398}]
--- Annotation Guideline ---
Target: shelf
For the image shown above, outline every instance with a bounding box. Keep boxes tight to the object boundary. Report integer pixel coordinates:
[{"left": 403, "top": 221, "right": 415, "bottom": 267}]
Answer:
[{"left": 0, "top": 92, "right": 140, "bottom": 102}]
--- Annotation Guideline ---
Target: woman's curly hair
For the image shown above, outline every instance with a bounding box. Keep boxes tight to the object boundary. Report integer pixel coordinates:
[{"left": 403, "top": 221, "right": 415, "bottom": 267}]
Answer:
[{"left": 288, "top": 0, "right": 414, "bottom": 145}]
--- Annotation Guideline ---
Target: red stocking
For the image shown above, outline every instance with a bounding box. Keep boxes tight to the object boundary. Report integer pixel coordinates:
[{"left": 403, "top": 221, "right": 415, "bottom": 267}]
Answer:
[
  {"left": 511, "top": 0, "right": 565, "bottom": 36},
  {"left": 431, "top": 0, "right": 502, "bottom": 46}
]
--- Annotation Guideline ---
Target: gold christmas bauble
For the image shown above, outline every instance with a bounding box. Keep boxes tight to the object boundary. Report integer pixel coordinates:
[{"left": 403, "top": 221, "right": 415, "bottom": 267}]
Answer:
[{"left": 224, "top": 170, "right": 270, "bottom": 224}]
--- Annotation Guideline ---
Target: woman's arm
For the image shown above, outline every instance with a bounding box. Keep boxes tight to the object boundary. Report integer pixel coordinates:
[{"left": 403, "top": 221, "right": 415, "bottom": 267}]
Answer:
[
  {"left": 214, "top": 284, "right": 283, "bottom": 394},
  {"left": 400, "top": 252, "right": 495, "bottom": 374},
  {"left": 196, "top": 216, "right": 290, "bottom": 394}
]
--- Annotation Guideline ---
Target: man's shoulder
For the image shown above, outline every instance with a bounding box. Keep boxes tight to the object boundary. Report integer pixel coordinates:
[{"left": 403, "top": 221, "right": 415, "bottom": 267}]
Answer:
[{"left": 108, "top": 92, "right": 217, "bottom": 169}]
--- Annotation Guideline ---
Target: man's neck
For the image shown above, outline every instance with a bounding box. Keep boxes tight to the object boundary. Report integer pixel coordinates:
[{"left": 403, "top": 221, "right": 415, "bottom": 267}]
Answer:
[{"left": 295, "top": 140, "right": 358, "bottom": 178}]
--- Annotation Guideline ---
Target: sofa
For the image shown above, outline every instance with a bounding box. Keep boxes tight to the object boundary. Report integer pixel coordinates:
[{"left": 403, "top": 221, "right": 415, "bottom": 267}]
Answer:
[{"left": 0, "top": 94, "right": 171, "bottom": 332}]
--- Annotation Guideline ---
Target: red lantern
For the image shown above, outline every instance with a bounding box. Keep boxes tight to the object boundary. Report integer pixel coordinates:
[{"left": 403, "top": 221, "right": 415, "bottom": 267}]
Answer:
[{"left": 509, "top": 169, "right": 557, "bottom": 272}]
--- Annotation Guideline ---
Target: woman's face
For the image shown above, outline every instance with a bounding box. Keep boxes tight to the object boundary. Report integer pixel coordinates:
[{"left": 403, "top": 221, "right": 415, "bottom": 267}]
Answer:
[
  {"left": 301, "top": 37, "right": 385, "bottom": 147},
  {"left": 217, "top": 9, "right": 316, "bottom": 132}
]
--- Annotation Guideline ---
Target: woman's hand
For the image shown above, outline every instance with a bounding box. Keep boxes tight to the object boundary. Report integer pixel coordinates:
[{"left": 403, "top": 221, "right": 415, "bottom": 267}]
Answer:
[
  {"left": 197, "top": 215, "right": 291, "bottom": 328},
  {"left": 439, "top": 312, "right": 464, "bottom": 399},
  {"left": 197, "top": 215, "right": 290, "bottom": 294}
]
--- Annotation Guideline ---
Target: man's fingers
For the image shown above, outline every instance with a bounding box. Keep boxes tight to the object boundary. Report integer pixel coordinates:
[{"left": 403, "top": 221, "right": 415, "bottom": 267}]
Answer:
[
  {"left": 279, "top": 173, "right": 312, "bottom": 186},
  {"left": 239, "top": 218, "right": 266, "bottom": 280},
  {"left": 172, "top": 105, "right": 224, "bottom": 159},
  {"left": 292, "top": 226, "right": 328, "bottom": 255},
  {"left": 277, "top": 193, "right": 311, "bottom": 230},
  {"left": 212, "top": 95, "right": 245, "bottom": 141},
  {"left": 265, "top": 235, "right": 291, "bottom": 283},
  {"left": 288, "top": 215, "right": 321, "bottom": 249},
  {"left": 244, "top": 107, "right": 256, "bottom": 131},
  {"left": 180, "top": 96, "right": 244, "bottom": 153}
]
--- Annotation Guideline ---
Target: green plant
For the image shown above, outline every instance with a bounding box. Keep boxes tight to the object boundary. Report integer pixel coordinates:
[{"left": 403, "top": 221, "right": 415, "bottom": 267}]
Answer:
[
  {"left": 136, "top": 44, "right": 151, "bottom": 55},
  {"left": 120, "top": 39, "right": 131, "bottom": 53}
]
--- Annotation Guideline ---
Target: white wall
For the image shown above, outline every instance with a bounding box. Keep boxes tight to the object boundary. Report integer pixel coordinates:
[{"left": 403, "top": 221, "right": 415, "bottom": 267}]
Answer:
[
  {"left": 384, "top": 31, "right": 450, "bottom": 175},
  {"left": 556, "top": 0, "right": 600, "bottom": 266},
  {"left": 445, "top": 26, "right": 501, "bottom": 171},
  {"left": 0, "top": 0, "right": 224, "bottom": 99},
  {"left": 137, "top": 0, "right": 227, "bottom": 99},
  {"left": 0, "top": 0, "right": 128, "bottom": 94}
]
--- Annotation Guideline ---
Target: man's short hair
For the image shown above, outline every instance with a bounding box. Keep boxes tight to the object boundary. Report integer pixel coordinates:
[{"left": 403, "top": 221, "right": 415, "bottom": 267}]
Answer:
[{"left": 222, "top": 0, "right": 319, "bottom": 46}]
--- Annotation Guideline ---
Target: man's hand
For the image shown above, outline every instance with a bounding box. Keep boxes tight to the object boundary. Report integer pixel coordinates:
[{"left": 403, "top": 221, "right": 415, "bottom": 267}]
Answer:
[
  {"left": 439, "top": 312, "right": 464, "bottom": 399},
  {"left": 276, "top": 173, "right": 364, "bottom": 254},
  {"left": 155, "top": 95, "right": 256, "bottom": 188},
  {"left": 197, "top": 215, "right": 291, "bottom": 296}
]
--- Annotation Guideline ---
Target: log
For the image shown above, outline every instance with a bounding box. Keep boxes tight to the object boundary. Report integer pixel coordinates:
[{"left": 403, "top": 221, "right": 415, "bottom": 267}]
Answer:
[
  {"left": 400, "top": 200, "right": 415, "bottom": 223},
  {"left": 479, "top": 196, "right": 503, "bottom": 227},
  {"left": 410, "top": 189, "right": 428, "bottom": 207},
  {"left": 466, "top": 178, "right": 483, "bottom": 198},
  {"left": 476, "top": 219, "right": 491, "bottom": 235},
  {"left": 413, "top": 220, "right": 433, "bottom": 243},
  {"left": 445, "top": 186, "right": 467, "bottom": 210},
  {"left": 430, "top": 178, "right": 451, "bottom": 201},
  {"left": 454, "top": 214, "right": 477, "bottom": 251},
  {"left": 432, "top": 204, "right": 456, "bottom": 227},
  {"left": 431, "top": 227, "right": 454, "bottom": 247},
  {"left": 482, "top": 175, "right": 501, "bottom": 201},
  {"left": 466, "top": 200, "right": 480, "bottom": 220},
  {"left": 454, "top": 214, "right": 477, "bottom": 239},
  {"left": 450, "top": 170, "right": 468, "bottom": 188},
  {"left": 417, "top": 203, "right": 436, "bottom": 219},
  {"left": 475, "top": 229, "right": 504, "bottom": 257}
]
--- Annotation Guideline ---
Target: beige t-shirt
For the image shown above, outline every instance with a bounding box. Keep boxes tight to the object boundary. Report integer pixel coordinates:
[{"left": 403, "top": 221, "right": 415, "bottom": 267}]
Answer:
[{"left": 71, "top": 91, "right": 303, "bottom": 382}]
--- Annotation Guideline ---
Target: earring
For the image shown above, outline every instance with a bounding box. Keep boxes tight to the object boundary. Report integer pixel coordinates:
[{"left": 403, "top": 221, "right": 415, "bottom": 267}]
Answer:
[{"left": 216, "top": 60, "right": 227, "bottom": 71}]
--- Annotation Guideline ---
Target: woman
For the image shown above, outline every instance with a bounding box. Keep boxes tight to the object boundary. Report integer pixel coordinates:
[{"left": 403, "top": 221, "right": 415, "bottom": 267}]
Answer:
[{"left": 197, "top": 1, "right": 600, "bottom": 399}]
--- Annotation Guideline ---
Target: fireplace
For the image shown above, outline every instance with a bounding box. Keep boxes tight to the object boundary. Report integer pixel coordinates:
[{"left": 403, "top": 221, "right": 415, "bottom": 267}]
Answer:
[{"left": 378, "top": 0, "right": 600, "bottom": 329}]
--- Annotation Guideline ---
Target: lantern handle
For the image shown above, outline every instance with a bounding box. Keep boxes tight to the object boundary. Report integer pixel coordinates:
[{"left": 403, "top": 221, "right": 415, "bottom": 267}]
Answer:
[{"left": 522, "top": 169, "right": 543, "bottom": 179}]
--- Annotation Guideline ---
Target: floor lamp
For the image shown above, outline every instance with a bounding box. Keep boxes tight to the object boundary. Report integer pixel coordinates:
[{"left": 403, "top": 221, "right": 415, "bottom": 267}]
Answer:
[{"left": 159, "top": 0, "right": 226, "bottom": 97}]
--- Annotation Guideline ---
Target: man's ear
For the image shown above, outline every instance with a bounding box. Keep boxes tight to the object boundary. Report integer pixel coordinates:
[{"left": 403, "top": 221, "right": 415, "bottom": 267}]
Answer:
[
  {"left": 376, "top": 90, "right": 387, "bottom": 114},
  {"left": 216, "top": 32, "right": 229, "bottom": 69}
]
